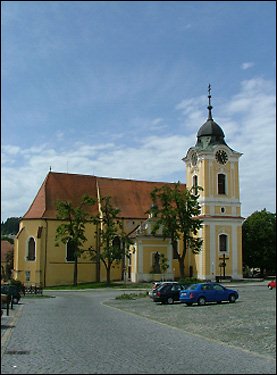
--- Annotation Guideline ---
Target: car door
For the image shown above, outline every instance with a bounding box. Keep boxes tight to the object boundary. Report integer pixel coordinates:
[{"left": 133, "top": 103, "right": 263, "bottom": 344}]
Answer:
[
  {"left": 201, "top": 284, "right": 215, "bottom": 302},
  {"left": 212, "top": 283, "right": 226, "bottom": 301},
  {"left": 171, "top": 284, "right": 182, "bottom": 301}
]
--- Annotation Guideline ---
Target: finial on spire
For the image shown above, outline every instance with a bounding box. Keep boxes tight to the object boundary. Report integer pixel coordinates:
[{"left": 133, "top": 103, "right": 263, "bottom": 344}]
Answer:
[{"left": 207, "top": 83, "right": 213, "bottom": 120}]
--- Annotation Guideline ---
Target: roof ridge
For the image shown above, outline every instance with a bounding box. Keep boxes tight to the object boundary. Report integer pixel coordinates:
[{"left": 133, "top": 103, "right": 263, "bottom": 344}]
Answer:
[{"left": 48, "top": 171, "right": 185, "bottom": 186}]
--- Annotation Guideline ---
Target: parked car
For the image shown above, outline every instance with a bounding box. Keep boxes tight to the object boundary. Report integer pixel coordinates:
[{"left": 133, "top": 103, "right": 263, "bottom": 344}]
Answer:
[
  {"left": 267, "top": 279, "right": 276, "bottom": 290},
  {"left": 179, "top": 282, "right": 239, "bottom": 306},
  {"left": 148, "top": 281, "right": 177, "bottom": 298},
  {"left": 150, "top": 282, "right": 188, "bottom": 304}
]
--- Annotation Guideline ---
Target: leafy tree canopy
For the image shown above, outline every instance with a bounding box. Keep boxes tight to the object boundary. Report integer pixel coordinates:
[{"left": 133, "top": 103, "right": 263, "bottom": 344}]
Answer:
[
  {"left": 90, "top": 196, "right": 133, "bottom": 284},
  {"left": 149, "top": 182, "right": 203, "bottom": 279},
  {"left": 1, "top": 217, "right": 21, "bottom": 235},
  {"left": 242, "top": 209, "right": 276, "bottom": 274},
  {"left": 55, "top": 194, "right": 96, "bottom": 286}
]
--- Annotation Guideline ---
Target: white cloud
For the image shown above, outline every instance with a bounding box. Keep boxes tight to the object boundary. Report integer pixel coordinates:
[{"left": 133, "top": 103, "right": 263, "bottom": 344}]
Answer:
[
  {"left": 241, "top": 62, "right": 254, "bottom": 70},
  {"left": 1, "top": 77, "right": 276, "bottom": 221},
  {"left": 212, "top": 78, "right": 276, "bottom": 217}
]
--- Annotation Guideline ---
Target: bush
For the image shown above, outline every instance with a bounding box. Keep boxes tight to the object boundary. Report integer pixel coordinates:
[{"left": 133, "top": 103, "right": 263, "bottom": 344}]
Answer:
[
  {"left": 179, "top": 277, "right": 199, "bottom": 285},
  {"left": 115, "top": 292, "right": 148, "bottom": 300},
  {"left": 9, "top": 278, "right": 25, "bottom": 292}
]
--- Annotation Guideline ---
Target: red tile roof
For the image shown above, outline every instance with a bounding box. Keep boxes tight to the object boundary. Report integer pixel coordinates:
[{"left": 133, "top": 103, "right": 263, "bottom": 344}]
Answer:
[
  {"left": 1, "top": 240, "right": 14, "bottom": 262},
  {"left": 23, "top": 172, "right": 186, "bottom": 220}
]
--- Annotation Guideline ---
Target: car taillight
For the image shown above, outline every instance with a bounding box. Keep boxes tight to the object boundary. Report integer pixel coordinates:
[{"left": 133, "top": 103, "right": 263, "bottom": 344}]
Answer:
[
  {"left": 157, "top": 291, "right": 161, "bottom": 297},
  {"left": 189, "top": 292, "right": 194, "bottom": 299}
]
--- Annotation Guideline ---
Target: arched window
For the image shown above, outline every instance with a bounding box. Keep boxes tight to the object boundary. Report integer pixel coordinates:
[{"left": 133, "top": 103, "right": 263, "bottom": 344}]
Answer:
[
  {"left": 27, "top": 237, "right": 36, "bottom": 261},
  {"left": 219, "top": 234, "right": 228, "bottom": 252},
  {"left": 66, "top": 240, "right": 75, "bottom": 262},
  {"left": 218, "top": 174, "right": 226, "bottom": 195},
  {"left": 193, "top": 175, "right": 198, "bottom": 195}
]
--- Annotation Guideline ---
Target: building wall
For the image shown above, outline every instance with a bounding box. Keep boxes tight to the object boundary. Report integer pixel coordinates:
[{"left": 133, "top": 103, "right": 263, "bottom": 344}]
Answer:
[
  {"left": 184, "top": 147, "right": 243, "bottom": 281},
  {"left": 15, "top": 218, "right": 130, "bottom": 287},
  {"left": 14, "top": 219, "right": 44, "bottom": 286}
]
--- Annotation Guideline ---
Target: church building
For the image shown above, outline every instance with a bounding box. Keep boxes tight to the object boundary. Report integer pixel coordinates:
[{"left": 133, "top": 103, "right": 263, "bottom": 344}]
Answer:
[{"left": 13, "top": 89, "right": 244, "bottom": 286}]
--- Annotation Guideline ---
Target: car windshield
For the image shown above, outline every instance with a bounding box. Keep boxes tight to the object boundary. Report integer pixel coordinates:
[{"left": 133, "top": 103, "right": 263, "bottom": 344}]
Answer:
[
  {"left": 157, "top": 284, "right": 167, "bottom": 291},
  {"left": 186, "top": 284, "right": 198, "bottom": 290}
]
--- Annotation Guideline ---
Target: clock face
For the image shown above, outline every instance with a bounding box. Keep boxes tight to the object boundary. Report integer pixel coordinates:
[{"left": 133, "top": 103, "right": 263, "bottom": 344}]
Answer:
[
  {"left": 216, "top": 150, "right": 228, "bottom": 164},
  {"left": 191, "top": 152, "right": 198, "bottom": 166}
]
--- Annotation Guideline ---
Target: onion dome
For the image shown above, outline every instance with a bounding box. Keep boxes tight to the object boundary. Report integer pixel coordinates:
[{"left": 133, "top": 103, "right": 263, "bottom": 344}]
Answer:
[{"left": 195, "top": 85, "right": 227, "bottom": 148}]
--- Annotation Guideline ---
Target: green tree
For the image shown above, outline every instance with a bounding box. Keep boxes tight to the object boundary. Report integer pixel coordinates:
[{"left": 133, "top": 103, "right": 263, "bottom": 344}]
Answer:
[
  {"left": 160, "top": 253, "right": 169, "bottom": 281},
  {"left": 1, "top": 217, "right": 21, "bottom": 235},
  {"left": 5, "top": 250, "right": 14, "bottom": 280},
  {"left": 55, "top": 195, "right": 96, "bottom": 286},
  {"left": 242, "top": 209, "right": 276, "bottom": 275},
  {"left": 149, "top": 182, "right": 203, "bottom": 280},
  {"left": 89, "top": 196, "right": 132, "bottom": 285}
]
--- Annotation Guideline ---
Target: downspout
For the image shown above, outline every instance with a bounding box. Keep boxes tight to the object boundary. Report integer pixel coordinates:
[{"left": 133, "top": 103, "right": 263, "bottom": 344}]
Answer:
[
  {"left": 96, "top": 179, "right": 102, "bottom": 282},
  {"left": 43, "top": 220, "right": 48, "bottom": 287}
]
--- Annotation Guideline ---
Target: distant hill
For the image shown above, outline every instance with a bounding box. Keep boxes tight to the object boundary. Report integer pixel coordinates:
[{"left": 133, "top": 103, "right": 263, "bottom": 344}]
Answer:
[{"left": 1, "top": 217, "right": 21, "bottom": 236}]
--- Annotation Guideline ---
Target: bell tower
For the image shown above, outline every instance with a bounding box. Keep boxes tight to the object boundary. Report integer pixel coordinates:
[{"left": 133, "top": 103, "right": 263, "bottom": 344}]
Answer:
[{"left": 183, "top": 85, "right": 243, "bottom": 280}]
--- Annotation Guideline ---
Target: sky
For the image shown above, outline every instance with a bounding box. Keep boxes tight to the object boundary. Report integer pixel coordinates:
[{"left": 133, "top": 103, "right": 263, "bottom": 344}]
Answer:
[{"left": 1, "top": 1, "right": 276, "bottom": 222}]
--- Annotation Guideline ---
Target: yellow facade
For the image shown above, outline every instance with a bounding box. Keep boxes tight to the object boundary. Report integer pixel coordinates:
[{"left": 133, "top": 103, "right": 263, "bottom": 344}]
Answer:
[
  {"left": 14, "top": 219, "right": 123, "bottom": 287},
  {"left": 183, "top": 141, "right": 243, "bottom": 280}
]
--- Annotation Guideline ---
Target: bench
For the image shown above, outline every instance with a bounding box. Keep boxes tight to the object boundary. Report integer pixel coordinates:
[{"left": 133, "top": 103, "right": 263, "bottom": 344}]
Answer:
[{"left": 24, "top": 285, "right": 43, "bottom": 295}]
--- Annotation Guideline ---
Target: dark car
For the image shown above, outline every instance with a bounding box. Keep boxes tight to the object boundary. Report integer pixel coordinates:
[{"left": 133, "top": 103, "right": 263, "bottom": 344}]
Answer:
[
  {"left": 150, "top": 282, "right": 188, "bottom": 304},
  {"left": 179, "top": 282, "right": 239, "bottom": 306},
  {"left": 148, "top": 281, "right": 178, "bottom": 298}
]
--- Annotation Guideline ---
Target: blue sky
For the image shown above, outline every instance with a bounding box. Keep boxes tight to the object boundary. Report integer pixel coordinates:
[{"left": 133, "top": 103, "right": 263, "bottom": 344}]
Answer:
[{"left": 1, "top": 1, "right": 276, "bottom": 222}]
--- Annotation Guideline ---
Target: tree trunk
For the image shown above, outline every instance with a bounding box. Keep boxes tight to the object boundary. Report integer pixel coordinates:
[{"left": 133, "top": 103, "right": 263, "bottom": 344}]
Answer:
[
  {"left": 178, "top": 237, "right": 187, "bottom": 280},
  {"left": 178, "top": 256, "right": 185, "bottom": 280},
  {"left": 73, "top": 255, "right": 78, "bottom": 286},
  {"left": 107, "top": 265, "right": 111, "bottom": 285}
]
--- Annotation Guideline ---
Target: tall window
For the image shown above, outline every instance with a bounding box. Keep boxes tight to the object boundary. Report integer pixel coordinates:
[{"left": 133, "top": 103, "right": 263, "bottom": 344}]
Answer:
[
  {"left": 25, "top": 271, "right": 30, "bottom": 282},
  {"left": 66, "top": 240, "right": 75, "bottom": 262},
  {"left": 219, "top": 234, "right": 228, "bottom": 252},
  {"left": 172, "top": 240, "right": 178, "bottom": 259},
  {"left": 193, "top": 175, "right": 198, "bottom": 195},
  {"left": 27, "top": 237, "right": 35, "bottom": 261},
  {"left": 218, "top": 174, "right": 226, "bottom": 195}
]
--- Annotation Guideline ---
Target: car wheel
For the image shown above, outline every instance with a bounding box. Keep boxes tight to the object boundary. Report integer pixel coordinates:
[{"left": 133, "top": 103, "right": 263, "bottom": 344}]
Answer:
[
  {"left": 167, "top": 297, "right": 174, "bottom": 304},
  {"left": 198, "top": 297, "right": 206, "bottom": 306},
  {"left": 228, "top": 294, "right": 236, "bottom": 303},
  {"left": 186, "top": 303, "right": 193, "bottom": 306},
  {"left": 217, "top": 301, "right": 222, "bottom": 304}
]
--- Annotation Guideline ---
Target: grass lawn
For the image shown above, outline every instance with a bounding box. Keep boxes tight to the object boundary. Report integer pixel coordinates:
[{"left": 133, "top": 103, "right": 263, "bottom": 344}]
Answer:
[{"left": 44, "top": 281, "right": 153, "bottom": 291}]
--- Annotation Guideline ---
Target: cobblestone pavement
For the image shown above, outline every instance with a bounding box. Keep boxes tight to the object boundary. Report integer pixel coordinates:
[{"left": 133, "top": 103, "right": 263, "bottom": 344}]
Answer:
[
  {"left": 105, "top": 282, "right": 276, "bottom": 359},
  {"left": 1, "top": 283, "right": 276, "bottom": 374}
]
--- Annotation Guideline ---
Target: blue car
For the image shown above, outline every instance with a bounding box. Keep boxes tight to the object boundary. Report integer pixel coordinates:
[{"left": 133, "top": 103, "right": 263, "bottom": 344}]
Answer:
[{"left": 179, "top": 282, "right": 239, "bottom": 306}]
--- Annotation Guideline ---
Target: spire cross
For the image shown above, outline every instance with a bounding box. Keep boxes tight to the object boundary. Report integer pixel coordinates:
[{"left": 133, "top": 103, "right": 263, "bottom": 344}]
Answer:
[{"left": 207, "top": 83, "right": 213, "bottom": 119}]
